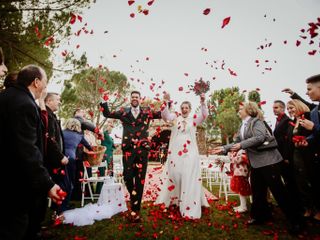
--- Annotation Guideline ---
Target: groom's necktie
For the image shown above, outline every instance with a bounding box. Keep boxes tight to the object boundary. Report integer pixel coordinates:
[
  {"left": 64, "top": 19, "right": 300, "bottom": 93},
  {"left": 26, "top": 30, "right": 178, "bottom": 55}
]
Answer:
[{"left": 133, "top": 108, "right": 139, "bottom": 119}]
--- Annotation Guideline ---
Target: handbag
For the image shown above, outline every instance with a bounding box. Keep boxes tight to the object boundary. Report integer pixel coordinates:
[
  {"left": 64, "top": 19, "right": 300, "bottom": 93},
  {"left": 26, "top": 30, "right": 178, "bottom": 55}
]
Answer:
[{"left": 250, "top": 120, "right": 278, "bottom": 151}]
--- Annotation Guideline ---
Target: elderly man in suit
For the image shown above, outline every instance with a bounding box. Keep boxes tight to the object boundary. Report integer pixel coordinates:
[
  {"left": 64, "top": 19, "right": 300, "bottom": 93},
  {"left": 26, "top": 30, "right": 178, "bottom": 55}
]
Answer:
[
  {"left": 0, "top": 65, "right": 64, "bottom": 240},
  {"left": 101, "top": 90, "right": 162, "bottom": 222},
  {"left": 212, "top": 102, "right": 303, "bottom": 234}
]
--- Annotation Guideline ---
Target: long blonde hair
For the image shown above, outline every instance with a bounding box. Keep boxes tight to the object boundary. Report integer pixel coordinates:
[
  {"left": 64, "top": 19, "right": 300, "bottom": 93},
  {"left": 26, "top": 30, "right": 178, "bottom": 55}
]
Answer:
[
  {"left": 287, "top": 99, "right": 310, "bottom": 116},
  {"left": 64, "top": 118, "right": 81, "bottom": 132}
]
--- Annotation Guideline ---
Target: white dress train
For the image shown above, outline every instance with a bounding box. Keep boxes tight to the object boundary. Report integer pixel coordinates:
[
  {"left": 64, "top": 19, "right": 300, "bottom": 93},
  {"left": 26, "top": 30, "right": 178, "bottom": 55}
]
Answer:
[
  {"left": 155, "top": 103, "right": 209, "bottom": 219},
  {"left": 63, "top": 177, "right": 127, "bottom": 226}
]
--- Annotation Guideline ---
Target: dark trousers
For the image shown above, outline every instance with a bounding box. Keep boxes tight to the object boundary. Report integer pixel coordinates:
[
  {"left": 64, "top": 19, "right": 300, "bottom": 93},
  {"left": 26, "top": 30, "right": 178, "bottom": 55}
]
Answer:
[
  {"left": 0, "top": 212, "right": 28, "bottom": 240},
  {"left": 71, "top": 147, "right": 85, "bottom": 200},
  {"left": 23, "top": 194, "right": 47, "bottom": 240},
  {"left": 293, "top": 150, "right": 314, "bottom": 211},
  {"left": 250, "top": 162, "right": 301, "bottom": 224},
  {"left": 280, "top": 161, "right": 303, "bottom": 214},
  {"left": 123, "top": 148, "right": 148, "bottom": 212},
  {"left": 311, "top": 155, "right": 320, "bottom": 210}
]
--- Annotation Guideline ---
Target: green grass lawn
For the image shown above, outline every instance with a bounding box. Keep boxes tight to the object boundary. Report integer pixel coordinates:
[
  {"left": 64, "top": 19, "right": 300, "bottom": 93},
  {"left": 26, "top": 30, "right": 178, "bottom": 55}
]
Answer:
[{"left": 43, "top": 186, "right": 320, "bottom": 240}]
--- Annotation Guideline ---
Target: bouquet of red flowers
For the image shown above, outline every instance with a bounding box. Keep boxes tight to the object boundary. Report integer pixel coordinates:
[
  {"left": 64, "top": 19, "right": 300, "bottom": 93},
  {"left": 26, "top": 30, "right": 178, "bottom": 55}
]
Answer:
[
  {"left": 292, "top": 135, "right": 306, "bottom": 144},
  {"left": 189, "top": 78, "right": 210, "bottom": 96}
]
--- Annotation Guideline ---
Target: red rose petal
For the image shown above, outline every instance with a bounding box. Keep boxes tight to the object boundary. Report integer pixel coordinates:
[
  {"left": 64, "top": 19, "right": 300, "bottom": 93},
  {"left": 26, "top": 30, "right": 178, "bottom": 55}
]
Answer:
[
  {"left": 168, "top": 185, "right": 175, "bottom": 191},
  {"left": 130, "top": 13, "right": 135, "bottom": 18},
  {"left": 221, "top": 17, "right": 231, "bottom": 29},
  {"left": 203, "top": 8, "right": 211, "bottom": 15},
  {"left": 128, "top": 0, "right": 135, "bottom": 6}
]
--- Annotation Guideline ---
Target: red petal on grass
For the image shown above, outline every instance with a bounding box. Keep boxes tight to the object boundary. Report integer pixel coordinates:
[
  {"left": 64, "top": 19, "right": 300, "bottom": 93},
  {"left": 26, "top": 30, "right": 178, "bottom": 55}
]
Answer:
[
  {"left": 184, "top": 73, "right": 189, "bottom": 76},
  {"left": 128, "top": 0, "right": 135, "bottom": 6},
  {"left": 168, "top": 185, "right": 175, "bottom": 191},
  {"left": 130, "top": 13, "right": 135, "bottom": 18},
  {"left": 283, "top": 40, "right": 287, "bottom": 44},
  {"left": 178, "top": 151, "right": 183, "bottom": 156},
  {"left": 296, "top": 40, "right": 301, "bottom": 47},
  {"left": 221, "top": 17, "right": 231, "bottom": 28},
  {"left": 178, "top": 86, "right": 183, "bottom": 91},
  {"left": 203, "top": 8, "right": 211, "bottom": 15}
]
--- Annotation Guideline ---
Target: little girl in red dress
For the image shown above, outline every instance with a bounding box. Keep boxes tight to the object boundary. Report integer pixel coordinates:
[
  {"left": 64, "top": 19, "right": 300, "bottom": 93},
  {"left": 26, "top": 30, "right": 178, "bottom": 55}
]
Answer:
[{"left": 229, "top": 150, "right": 251, "bottom": 212}]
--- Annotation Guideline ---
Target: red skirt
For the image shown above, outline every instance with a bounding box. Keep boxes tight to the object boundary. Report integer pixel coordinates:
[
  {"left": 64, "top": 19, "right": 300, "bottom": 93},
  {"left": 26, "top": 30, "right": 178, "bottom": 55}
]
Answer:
[{"left": 230, "top": 176, "right": 251, "bottom": 196}]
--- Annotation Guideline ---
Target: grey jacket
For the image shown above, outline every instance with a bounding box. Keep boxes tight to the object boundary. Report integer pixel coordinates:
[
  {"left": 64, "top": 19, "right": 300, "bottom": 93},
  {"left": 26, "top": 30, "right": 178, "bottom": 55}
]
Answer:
[{"left": 224, "top": 117, "right": 283, "bottom": 168}]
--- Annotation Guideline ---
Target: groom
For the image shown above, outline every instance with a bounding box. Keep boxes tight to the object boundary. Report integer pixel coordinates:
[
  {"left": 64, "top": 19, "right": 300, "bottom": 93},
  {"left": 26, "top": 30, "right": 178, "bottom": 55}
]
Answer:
[{"left": 100, "top": 90, "right": 162, "bottom": 221}]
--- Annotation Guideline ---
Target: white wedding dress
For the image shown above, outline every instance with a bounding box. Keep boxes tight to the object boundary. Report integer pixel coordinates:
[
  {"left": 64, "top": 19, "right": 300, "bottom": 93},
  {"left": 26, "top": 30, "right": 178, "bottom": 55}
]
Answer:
[
  {"left": 155, "top": 103, "right": 209, "bottom": 219},
  {"left": 63, "top": 177, "right": 127, "bottom": 226}
]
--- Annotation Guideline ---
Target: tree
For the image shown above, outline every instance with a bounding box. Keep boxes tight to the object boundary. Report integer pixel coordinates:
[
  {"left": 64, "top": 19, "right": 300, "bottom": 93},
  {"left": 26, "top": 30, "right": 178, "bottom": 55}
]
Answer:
[
  {"left": 205, "top": 87, "right": 245, "bottom": 144},
  {"left": 248, "top": 90, "right": 261, "bottom": 106},
  {"left": 0, "top": 0, "right": 94, "bottom": 85},
  {"left": 60, "top": 66, "right": 131, "bottom": 128}
]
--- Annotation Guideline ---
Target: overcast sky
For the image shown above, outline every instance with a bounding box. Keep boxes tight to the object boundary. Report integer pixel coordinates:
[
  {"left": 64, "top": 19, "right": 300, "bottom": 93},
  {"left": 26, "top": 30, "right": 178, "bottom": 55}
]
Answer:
[{"left": 50, "top": 0, "right": 320, "bottom": 139}]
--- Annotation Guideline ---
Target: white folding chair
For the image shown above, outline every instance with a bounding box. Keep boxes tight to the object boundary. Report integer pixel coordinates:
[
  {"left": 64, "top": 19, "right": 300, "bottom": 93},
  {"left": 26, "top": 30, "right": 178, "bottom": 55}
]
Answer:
[
  {"left": 113, "top": 155, "right": 124, "bottom": 184},
  {"left": 218, "top": 162, "right": 238, "bottom": 202},
  {"left": 80, "top": 161, "right": 108, "bottom": 207}
]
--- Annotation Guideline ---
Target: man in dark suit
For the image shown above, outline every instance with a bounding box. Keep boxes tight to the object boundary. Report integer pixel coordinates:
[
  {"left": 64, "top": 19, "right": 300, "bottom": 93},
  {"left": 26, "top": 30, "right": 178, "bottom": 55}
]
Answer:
[
  {"left": 273, "top": 100, "right": 290, "bottom": 159},
  {"left": 45, "top": 93, "right": 71, "bottom": 214},
  {"left": 101, "top": 90, "right": 162, "bottom": 222},
  {"left": 0, "top": 65, "right": 64, "bottom": 240},
  {"left": 273, "top": 100, "right": 302, "bottom": 213}
]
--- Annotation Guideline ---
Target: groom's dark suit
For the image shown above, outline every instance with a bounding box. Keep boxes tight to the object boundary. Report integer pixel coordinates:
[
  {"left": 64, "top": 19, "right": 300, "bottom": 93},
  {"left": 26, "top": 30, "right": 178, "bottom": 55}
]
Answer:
[
  {"left": 101, "top": 102, "right": 161, "bottom": 211},
  {"left": 0, "top": 84, "right": 54, "bottom": 240}
]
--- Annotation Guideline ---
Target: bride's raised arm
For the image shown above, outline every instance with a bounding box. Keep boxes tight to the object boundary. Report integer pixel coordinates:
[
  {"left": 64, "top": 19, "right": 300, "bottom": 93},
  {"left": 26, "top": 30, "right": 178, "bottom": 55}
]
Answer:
[
  {"left": 194, "top": 93, "right": 208, "bottom": 126},
  {"left": 161, "top": 92, "right": 177, "bottom": 122},
  {"left": 161, "top": 102, "right": 177, "bottom": 122}
]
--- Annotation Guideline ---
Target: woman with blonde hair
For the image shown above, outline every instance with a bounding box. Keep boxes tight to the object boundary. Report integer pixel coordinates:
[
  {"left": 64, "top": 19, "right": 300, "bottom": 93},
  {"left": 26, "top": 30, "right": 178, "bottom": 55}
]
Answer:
[
  {"left": 212, "top": 101, "right": 303, "bottom": 234},
  {"left": 62, "top": 118, "right": 92, "bottom": 211},
  {"left": 285, "top": 99, "right": 320, "bottom": 219}
]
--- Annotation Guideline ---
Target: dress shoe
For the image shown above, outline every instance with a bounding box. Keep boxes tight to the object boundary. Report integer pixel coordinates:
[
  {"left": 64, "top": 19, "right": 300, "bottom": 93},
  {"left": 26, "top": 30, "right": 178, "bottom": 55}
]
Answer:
[
  {"left": 128, "top": 211, "right": 142, "bottom": 223},
  {"left": 247, "top": 218, "right": 265, "bottom": 225}
]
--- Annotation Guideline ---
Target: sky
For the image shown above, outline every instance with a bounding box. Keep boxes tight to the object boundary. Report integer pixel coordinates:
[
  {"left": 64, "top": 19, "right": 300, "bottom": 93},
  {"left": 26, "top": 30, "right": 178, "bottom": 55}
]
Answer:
[{"left": 50, "top": 0, "right": 320, "bottom": 140}]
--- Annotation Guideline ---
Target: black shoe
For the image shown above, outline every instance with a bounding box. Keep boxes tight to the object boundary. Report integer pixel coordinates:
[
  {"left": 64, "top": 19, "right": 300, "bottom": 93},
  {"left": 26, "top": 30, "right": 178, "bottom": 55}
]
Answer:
[{"left": 288, "top": 223, "right": 304, "bottom": 235}]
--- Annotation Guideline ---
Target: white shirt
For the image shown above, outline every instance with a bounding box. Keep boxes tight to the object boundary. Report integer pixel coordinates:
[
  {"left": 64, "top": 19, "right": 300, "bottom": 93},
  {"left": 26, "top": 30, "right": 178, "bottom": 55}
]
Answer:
[
  {"left": 240, "top": 116, "right": 251, "bottom": 139},
  {"left": 131, "top": 106, "right": 140, "bottom": 119}
]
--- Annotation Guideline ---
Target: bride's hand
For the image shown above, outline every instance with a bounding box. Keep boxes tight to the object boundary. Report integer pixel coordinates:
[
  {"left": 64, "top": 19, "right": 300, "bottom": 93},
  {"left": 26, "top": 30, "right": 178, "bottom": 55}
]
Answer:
[
  {"left": 200, "top": 93, "right": 205, "bottom": 103},
  {"left": 163, "top": 92, "right": 170, "bottom": 102}
]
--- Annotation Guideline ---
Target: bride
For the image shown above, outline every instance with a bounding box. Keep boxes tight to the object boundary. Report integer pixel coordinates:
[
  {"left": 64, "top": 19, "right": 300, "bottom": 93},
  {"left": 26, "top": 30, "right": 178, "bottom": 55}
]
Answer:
[{"left": 155, "top": 93, "right": 209, "bottom": 219}]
